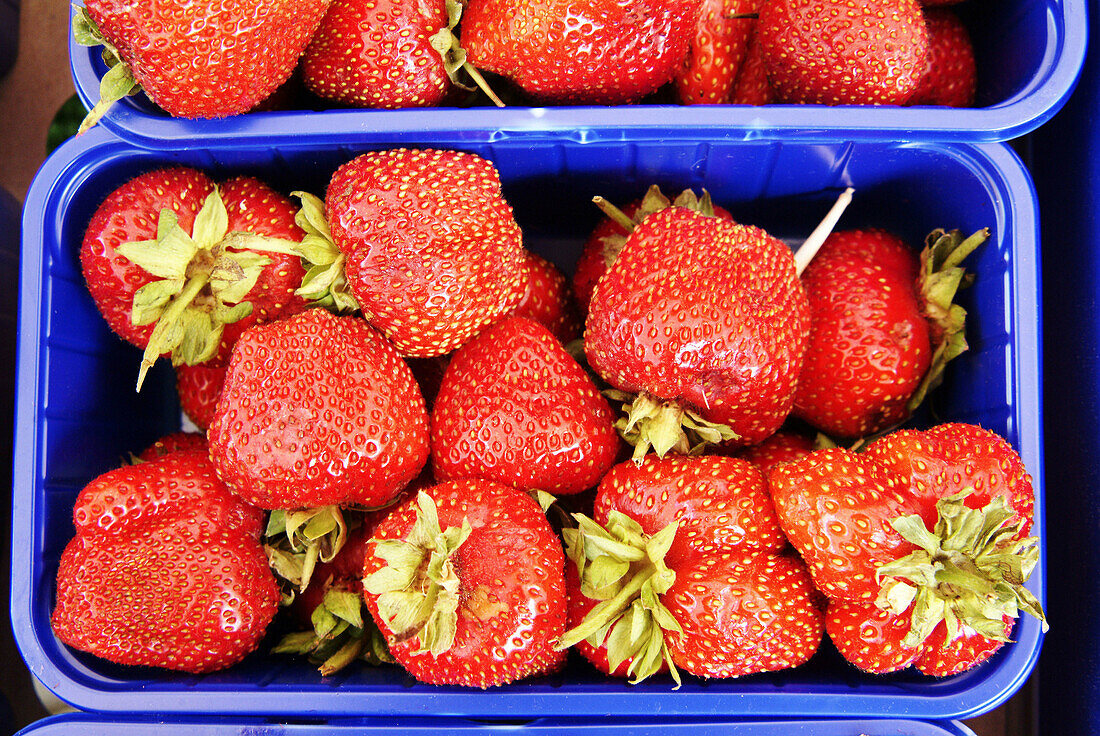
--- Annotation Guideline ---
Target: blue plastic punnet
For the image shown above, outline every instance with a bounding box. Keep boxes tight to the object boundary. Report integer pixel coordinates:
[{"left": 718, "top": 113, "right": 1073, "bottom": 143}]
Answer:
[
  {"left": 67, "top": 0, "right": 1087, "bottom": 148},
  {"left": 15, "top": 714, "right": 980, "bottom": 736},
  {"left": 12, "top": 127, "right": 1044, "bottom": 719}
]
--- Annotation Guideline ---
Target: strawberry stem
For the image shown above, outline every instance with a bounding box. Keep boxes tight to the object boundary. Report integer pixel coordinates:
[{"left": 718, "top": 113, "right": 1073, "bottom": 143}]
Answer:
[{"left": 793, "top": 187, "right": 855, "bottom": 276}]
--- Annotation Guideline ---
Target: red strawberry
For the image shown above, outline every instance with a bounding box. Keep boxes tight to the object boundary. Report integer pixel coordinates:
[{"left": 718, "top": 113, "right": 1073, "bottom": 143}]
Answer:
[
  {"left": 324, "top": 148, "right": 526, "bottom": 357},
  {"left": 559, "top": 455, "right": 823, "bottom": 682},
  {"left": 509, "top": 251, "right": 582, "bottom": 344},
  {"left": 734, "top": 430, "right": 815, "bottom": 473},
  {"left": 675, "top": 0, "right": 762, "bottom": 104},
  {"left": 729, "top": 29, "right": 776, "bottom": 105},
  {"left": 80, "top": 167, "right": 310, "bottom": 388},
  {"left": 137, "top": 431, "right": 210, "bottom": 462},
  {"left": 52, "top": 450, "right": 277, "bottom": 673},
  {"left": 757, "top": 0, "right": 930, "bottom": 105},
  {"left": 906, "top": 7, "right": 977, "bottom": 108},
  {"left": 767, "top": 423, "right": 1047, "bottom": 676},
  {"left": 300, "top": 0, "right": 452, "bottom": 108},
  {"left": 175, "top": 363, "right": 228, "bottom": 432},
  {"left": 72, "top": 0, "right": 330, "bottom": 128},
  {"left": 431, "top": 316, "right": 620, "bottom": 495},
  {"left": 585, "top": 206, "right": 810, "bottom": 458},
  {"left": 460, "top": 0, "right": 702, "bottom": 105},
  {"left": 793, "top": 227, "right": 987, "bottom": 439},
  {"left": 573, "top": 186, "right": 734, "bottom": 314},
  {"left": 207, "top": 308, "right": 430, "bottom": 511},
  {"left": 363, "top": 482, "right": 568, "bottom": 688}
]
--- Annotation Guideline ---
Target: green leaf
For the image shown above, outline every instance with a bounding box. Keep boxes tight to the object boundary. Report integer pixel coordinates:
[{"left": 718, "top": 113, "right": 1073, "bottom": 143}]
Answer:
[{"left": 191, "top": 189, "right": 230, "bottom": 248}]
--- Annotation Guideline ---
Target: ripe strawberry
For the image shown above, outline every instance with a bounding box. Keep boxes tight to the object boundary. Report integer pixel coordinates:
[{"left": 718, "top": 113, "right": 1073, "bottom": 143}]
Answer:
[
  {"left": 363, "top": 482, "right": 568, "bottom": 688},
  {"left": 729, "top": 30, "right": 776, "bottom": 105},
  {"left": 324, "top": 148, "right": 526, "bottom": 357},
  {"left": 71, "top": 0, "right": 330, "bottom": 128},
  {"left": 176, "top": 363, "right": 228, "bottom": 431},
  {"left": 509, "top": 251, "right": 582, "bottom": 344},
  {"left": 431, "top": 316, "right": 620, "bottom": 495},
  {"left": 52, "top": 450, "right": 277, "bottom": 673},
  {"left": 734, "top": 430, "right": 816, "bottom": 473},
  {"left": 300, "top": 0, "right": 452, "bottom": 108},
  {"left": 674, "top": 0, "right": 762, "bottom": 104},
  {"left": 207, "top": 308, "right": 430, "bottom": 511},
  {"left": 757, "top": 0, "right": 930, "bottom": 105},
  {"left": 767, "top": 423, "right": 1047, "bottom": 676},
  {"left": 585, "top": 206, "right": 810, "bottom": 458},
  {"left": 559, "top": 455, "right": 823, "bottom": 682},
  {"left": 793, "top": 227, "right": 987, "bottom": 439},
  {"left": 460, "top": 0, "right": 702, "bottom": 105},
  {"left": 573, "top": 186, "right": 734, "bottom": 314},
  {"left": 906, "top": 7, "right": 977, "bottom": 108},
  {"left": 80, "top": 167, "right": 310, "bottom": 388},
  {"left": 137, "top": 431, "right": 210, "bottom": 461}
]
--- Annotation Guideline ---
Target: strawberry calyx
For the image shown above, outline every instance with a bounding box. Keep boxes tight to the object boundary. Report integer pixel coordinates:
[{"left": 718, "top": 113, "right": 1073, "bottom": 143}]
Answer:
[
  {"left": 556, "top": 511, "right": 682, "bottom": 686},
  {"left": 363, "top": 491, "right": 472, "bottom": 656},
  {"left": 290, "top": 191, "right": 361, "bottom": 314},
  {"left": 592, "top": 185, "right": 721, "bottom": 268},
  {"left": 606, "top": 389, "right": 740, "bottom": 462},
  {"left": 272, "top": 586, "right": 394, "bottom": 675},
  {"left": 264, "top": 506, "right": 352, "bottom": 595},
  {"left": 905, "top": 228, "right": 989, "bottom": 415},
  {"left": 117, "top": 187, "right": 302, "bottom": 390},
  {"left": 428, "top": 0, "right": 506, "bottom": 108},
  {"left": 875, "top": 490, "right": 1047, "bottom": 650},
  {"left": 71, "top": 6, "right": 141, "bottom": 134}
]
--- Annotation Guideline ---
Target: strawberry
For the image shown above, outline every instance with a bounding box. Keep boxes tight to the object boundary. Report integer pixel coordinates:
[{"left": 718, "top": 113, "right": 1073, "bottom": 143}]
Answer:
[
  {"left": 793, "top": 227, "right": 987, "bottom": 439},
  {"left": 175, "top": 362, "right": 228, "bottom": 432},
  {"left": 584, "top": 206, "right": 810, "bottom": 458},
  {"left": 674, "top": 0, "right": 762, "bottom": 104},
  {"left": 767, "top": 423, "right": 1047, "bottom": 676},
  {"left": 137, "top": 431, "right": 210, "bottom": 461},
  {"left": 734, "top": 430, "right": 816, "bottom": 473},
  {"left": 80, "top": 167, "right": 311, "bottom": 388},
  {"left": 572, "top": 186, "right": 734, "bottom": 314},
  {"left": 431, "top": 315, "right": 621, "bottom": 495},
  {"left": 757, "top": 0, "right": 930, "bottom": 105},
  {"left": 206, "top": 308, "right": 430, "bottom": 511},
  {"left": 906, "top": 7, "right": 977, "bottom": 108},
  {"left": 363, "top": 482, "right": 568, "bottom": 688},
  {"left": 558, "top": 455, "right": 823, "bottom": 682},
  {"left": 323, "top": 148, "right": 526, "bottom": 357},
  {"left": 71, "top": 0, "right": 330, "bottom": 129},
  {"left": 459, "top": 0, "right": 702, "bottom": 105},
  {"left": 300, "top": 0, "right": 452, "bottom": 108},
  {"left": 729, "top": 29, "right": 776, "bottom": 105},
  {"left": 51, "top": 449, "right": 277, "bottom": 673},
  {"left": 509, "top": 251, "right": 582, "bottom": 344}
]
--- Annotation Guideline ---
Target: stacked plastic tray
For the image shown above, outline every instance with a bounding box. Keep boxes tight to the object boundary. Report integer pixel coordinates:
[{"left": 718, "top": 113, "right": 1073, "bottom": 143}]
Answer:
[{"left": 11, "top": 0, "right": 1088, "bottom": 734}]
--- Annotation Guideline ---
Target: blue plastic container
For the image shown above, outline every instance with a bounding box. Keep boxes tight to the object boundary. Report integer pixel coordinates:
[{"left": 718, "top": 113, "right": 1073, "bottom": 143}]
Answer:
[
  {"left": 14, "top": 714, "right": 980, "bottom": 736},
  {"left": 1030, "top": 0, "right": 1100, "bottom": 732},
  {"left": 12, "top": 127, "right": 1044, "bottom": 719},
  {"left": 67, "top": 0, "right": 1087, "bottom": 148}
]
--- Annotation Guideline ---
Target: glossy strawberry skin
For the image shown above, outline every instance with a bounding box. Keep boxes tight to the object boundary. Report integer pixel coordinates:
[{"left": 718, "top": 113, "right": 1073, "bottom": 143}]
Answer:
[
  {"left": 675, "top": 0, "right": 761, "bottom": 104},
  {"left": 363, "top": 479, "right": 568, "bottom": 688},
  {"left": 793, "top": 229, "right": 931, "bottom": 439},
  {"left": 729, "top": 30, "right": 776, "bottom": 105},
  {"left": 585, "top": 207, "right": 810, "bottom": 446},
  {"left": 758, "top": 0, "right": 929, "bottom": 105},
  {"left": 431, "top": 316, "right": 620, "bottom": 495},
  {"left": 80, "top": 168, "right": 310, "bottom": 367},
  {"left": 138, "top": 431, "right": 210, "bottom": 462},
  {"left": 461, "top": 0, "right": 702, "bottom": 104},
  {"left": 326, "top": 148, "right": 526, "bottom": 357},
  {"left": 52, "top": 451, "right": 277, "bottom": 673},
  {"left": 768, "top": 423, "right": 1037, "bottom": 675},
  {"left": 175, "top": 362, "right": 228, "bottom": 431},
  {"left": 734, "top": 430, "right": 815, "bottom": 474},
  {"left": 509, "top": 251, "right": 582, "bottom": 344},
  {"left": 85, "top": 0, "right": 330, "bottom": 118},
  {"left": 594, "top": 455, "right": 823, "bottom": 678},
  {"left": 207, "top": 309, "right": 430, "bottom": 510},
  {"left": 301, "top": 0, "right": 451, "bottom": 108},
  {"left": 906, "top": 7, "right": 977, "bottom": 108}
]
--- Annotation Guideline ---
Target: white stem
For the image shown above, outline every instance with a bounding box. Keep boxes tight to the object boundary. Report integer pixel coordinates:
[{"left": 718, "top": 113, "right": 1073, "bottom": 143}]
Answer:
[{"left": 793, "top": 187, "right": 855, "bottom": 276}]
